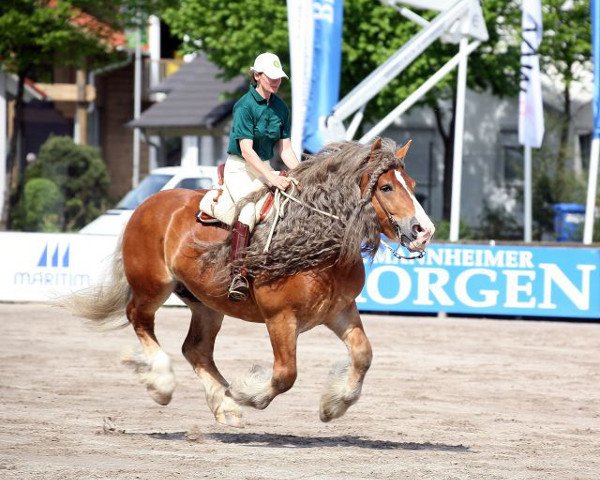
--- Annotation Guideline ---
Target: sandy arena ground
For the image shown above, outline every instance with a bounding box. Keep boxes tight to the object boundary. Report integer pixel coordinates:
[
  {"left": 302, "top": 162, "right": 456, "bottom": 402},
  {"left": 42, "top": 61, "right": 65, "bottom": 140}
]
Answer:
[{"left": 0, "top": 303, "right": 599, "bottom": 479}]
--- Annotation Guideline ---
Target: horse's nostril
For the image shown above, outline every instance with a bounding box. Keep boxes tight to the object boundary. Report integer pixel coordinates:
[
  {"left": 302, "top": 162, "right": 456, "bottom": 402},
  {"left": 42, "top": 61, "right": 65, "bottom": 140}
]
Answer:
[{"left": 411, "top": 223, "right": 423, "bottom": 238}]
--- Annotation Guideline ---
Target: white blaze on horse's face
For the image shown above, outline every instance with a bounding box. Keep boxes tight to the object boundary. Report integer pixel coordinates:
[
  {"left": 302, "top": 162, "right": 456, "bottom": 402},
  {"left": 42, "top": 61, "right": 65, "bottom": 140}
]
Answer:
[{"left": 394, "top": 169, "right": 435, "bottom": 251}]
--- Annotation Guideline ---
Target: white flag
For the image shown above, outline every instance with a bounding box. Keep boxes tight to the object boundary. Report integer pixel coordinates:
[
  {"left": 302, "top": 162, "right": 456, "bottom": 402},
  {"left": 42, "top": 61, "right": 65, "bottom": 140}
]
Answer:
[{"left": 519, "top": 0, "right": 544, "bottom": 148}]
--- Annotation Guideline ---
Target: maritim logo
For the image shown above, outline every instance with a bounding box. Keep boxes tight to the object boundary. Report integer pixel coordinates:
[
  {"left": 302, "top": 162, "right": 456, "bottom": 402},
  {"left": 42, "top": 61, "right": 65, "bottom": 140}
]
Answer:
[
  {"left": 37, "top": 243, "right": 70, "bottom": 267},
  {"left": 14, "top": 242, "right": 90, "bottom": 287}
]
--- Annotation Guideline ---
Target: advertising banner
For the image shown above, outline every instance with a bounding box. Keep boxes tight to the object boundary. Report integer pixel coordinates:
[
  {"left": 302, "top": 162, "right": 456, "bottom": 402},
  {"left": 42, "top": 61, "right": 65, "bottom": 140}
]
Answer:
[
  {"left": 2, "top": 232, "right": 599, "bottom": 319},
  {"left": 359, "top": 243, "right": 600, "bottom": 319},
  {"left": 0, "top": 232, "right": 185, "bottom": 305},
  {"left": 0, "top": 232, "right": 117, "bottom": 302},
  {"left": 286, "top": 0, "right": 314, "bottom": 157}
]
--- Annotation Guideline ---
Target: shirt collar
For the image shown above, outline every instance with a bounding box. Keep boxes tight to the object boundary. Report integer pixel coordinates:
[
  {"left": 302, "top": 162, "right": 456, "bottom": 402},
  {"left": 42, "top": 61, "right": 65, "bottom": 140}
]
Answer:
[{"left": 249, "top": 85, "right": 268, "bottom": 104}]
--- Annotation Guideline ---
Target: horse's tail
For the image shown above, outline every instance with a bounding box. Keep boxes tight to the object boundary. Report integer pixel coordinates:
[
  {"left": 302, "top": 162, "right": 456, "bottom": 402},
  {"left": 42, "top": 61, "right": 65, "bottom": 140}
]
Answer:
[{"left": 55, "top": 238, "right": 131, "bottom": 329}]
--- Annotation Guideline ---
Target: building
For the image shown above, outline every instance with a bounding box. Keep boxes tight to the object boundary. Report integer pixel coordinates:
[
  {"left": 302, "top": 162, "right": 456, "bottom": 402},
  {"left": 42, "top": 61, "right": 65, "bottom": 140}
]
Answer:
[{"left": 127, "top": 53, "right": 245, "bottom": 170}]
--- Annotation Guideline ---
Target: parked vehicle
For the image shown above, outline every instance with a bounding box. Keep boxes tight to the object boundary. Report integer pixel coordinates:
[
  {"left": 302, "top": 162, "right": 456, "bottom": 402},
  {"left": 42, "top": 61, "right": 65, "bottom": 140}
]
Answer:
[{"left": 80, "top": 166, "right": 218, "bottom": 235}]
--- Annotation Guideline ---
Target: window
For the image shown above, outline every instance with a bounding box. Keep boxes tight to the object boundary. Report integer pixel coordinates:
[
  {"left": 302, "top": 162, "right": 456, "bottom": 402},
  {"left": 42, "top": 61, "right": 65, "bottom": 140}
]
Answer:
[
  {"left": 579, "top": 133, "right": 592, "bottom": 170},
  {"left": 498, "top": 130, "right": 523, "bottom": 186},
  {"left": 116, "top": 174, "right": 173, "bottom": 209},
  {"left": 174, "top": 177, "right": 215, "bottom": 190}
]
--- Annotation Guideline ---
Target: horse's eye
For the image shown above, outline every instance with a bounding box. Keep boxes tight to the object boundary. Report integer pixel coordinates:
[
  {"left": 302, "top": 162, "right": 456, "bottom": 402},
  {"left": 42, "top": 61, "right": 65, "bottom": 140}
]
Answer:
[{"left": 380, "top": 184, "right": 393, "bottom": 193}]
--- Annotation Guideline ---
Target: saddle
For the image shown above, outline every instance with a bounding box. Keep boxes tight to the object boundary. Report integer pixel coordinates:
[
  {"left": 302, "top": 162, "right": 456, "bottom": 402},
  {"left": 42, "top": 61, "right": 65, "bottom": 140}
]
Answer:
[{"left": 197, "top": 164, "right": 281, "bottom": 228}]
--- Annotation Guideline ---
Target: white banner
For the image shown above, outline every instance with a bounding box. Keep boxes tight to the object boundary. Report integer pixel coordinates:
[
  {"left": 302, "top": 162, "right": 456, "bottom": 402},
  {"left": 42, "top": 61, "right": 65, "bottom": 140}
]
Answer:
[
  {"left": 0, "top": 232, "right": 182, "bottom": 305},
  {"left": 518, "top": 0, "right": 544, "bottom": 148},
  {"left": 0, "top": 232, "right": 117, "bottom": 302},
  {"left": 287, "top": 0, "right": 314, "bottom": 158}
]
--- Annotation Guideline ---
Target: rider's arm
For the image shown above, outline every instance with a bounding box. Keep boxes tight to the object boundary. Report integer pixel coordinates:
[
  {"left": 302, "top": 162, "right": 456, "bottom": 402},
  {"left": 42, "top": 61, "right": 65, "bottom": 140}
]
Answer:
[
  {"left": 239, "top": 138, "right": 289, "bottom": 190},
  {"left": 278, "top": 138, "right": 300, "bottom": 170}
]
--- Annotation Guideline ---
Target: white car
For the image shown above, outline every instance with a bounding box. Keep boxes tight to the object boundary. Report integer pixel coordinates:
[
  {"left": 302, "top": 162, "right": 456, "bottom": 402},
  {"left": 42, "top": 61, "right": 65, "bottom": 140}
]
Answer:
[{"left": 80, "top": 166, "right": 219, "bottom": 235}]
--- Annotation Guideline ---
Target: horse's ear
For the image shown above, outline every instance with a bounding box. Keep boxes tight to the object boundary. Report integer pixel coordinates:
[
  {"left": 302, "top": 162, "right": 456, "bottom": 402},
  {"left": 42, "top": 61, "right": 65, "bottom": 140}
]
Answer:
[
  {"left": 368, "top": 137, "right": 382, "bottom": 163},
  {"left": 395, "top": 139, "right": 412, "bottom": 160}
]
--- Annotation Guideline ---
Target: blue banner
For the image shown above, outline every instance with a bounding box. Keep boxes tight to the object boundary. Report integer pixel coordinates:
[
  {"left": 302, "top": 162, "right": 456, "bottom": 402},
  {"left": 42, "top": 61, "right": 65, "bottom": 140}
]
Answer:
[
  {"left": 303, "top": 0, "right": 343, "bottom": 153},
  {"left": 593, "top": 0, "right": 600, "bottom": 138},
  {"left": 358, "top": 243, "right": 600, "bottom": 319}
]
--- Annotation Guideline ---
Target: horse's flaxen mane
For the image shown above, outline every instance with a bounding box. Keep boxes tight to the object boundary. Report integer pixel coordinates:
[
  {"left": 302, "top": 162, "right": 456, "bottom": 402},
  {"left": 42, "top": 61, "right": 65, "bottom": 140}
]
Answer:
[{"left": 199, "top": 139, "right": 403, "bottom": 285}]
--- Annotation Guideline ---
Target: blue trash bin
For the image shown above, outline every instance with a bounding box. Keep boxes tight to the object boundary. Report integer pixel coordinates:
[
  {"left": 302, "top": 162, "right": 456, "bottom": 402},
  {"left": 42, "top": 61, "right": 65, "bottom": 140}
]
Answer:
[{"left": 553, "top": 203, "right": 585, "bottom": 242}]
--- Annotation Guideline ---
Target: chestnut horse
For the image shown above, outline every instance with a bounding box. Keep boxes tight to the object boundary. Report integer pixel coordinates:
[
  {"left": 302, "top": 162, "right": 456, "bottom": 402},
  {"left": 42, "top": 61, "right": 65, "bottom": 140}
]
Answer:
[{"left": 60, "top": 138, "right": 434, "bottom": 427}]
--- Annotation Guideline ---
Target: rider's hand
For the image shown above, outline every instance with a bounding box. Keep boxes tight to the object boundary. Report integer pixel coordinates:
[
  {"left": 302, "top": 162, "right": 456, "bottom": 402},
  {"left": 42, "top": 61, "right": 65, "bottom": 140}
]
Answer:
[{"left": 268, "top": 174, "right": 291, "bottom": 192}]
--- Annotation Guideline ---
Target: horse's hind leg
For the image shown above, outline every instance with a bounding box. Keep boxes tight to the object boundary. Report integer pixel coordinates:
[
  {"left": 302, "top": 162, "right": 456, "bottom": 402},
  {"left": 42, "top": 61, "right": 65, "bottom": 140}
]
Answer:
[
  {"left": 320, "top": 302, "right": 373, "bottom": 422},
  {"left": 181, "top": 302, "right": 243, "bottom": 428},
  {"left": 122, "top": 287, "right": 177, "bottom": 406}
]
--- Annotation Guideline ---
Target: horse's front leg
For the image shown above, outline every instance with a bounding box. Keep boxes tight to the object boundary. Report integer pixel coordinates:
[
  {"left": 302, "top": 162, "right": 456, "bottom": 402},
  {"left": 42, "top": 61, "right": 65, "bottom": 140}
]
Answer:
[
  {"left": 320, "top": 302, "right": 373, "bottom": 422},
  {"left": 228, "top": 312, "right": 298, "bottom": 410}
]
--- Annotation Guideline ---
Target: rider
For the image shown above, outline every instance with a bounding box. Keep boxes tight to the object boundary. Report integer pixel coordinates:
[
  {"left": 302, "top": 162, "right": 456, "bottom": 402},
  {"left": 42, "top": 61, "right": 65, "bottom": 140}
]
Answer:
[{"left": 225, "top": 52, "right": 300, "bottom": 301}]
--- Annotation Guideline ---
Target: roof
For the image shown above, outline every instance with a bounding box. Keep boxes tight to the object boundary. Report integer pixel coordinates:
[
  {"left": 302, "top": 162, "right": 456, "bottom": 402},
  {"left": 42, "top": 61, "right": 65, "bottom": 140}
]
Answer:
[
  {"left": 128, "top": 54, "right": 246, "bottom": 136},
  {"left": 0, "top": 71, "right": 46, "bottom": 101},
  {"left": 48, "top": 0, "right": 127, "bottom": 50}
]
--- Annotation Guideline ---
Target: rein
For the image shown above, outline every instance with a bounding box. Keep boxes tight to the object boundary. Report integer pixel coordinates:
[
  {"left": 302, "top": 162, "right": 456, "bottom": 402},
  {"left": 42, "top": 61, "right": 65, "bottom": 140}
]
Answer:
[
  {"left": 278, "top": 181, "right": 341, "bottom": 221},
  {"left": 263, "top": 179, "right": 340, "bottom": 253}
]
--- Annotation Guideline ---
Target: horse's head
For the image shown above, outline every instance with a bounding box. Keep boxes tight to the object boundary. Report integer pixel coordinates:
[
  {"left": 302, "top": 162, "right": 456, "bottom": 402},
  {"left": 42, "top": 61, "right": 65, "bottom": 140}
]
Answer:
[{"left": 360, "top": 138, "right": 435, "bottom": 252}]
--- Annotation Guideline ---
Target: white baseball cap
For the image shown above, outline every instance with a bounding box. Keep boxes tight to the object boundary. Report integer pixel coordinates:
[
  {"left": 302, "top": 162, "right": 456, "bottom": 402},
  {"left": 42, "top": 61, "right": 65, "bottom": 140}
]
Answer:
[{"left": 251, "top": 52, "right": 288, "bottom": 79}]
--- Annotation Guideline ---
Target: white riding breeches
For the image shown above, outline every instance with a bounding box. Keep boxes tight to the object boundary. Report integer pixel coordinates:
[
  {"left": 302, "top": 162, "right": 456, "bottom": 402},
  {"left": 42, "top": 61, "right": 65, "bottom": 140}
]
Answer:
[{"left": 223, "top": 154, "right": 274, "bottom": 230}]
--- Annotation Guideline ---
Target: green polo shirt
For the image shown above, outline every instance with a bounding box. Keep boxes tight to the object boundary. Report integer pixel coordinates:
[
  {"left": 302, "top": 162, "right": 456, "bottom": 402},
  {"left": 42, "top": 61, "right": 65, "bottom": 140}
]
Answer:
[{"left": 227, "top": 85, "right": 291, "bottom": 160}]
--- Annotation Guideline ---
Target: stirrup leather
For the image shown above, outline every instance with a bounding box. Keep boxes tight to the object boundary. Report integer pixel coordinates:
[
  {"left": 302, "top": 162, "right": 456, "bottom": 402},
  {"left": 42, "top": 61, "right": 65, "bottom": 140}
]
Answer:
[{"left": 228, "top": 273, "right": 250, "bottom": 301}]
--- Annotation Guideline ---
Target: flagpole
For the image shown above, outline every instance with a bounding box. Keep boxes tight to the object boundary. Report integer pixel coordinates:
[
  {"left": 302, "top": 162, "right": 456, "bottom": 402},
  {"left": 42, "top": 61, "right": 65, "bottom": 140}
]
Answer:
[
  {"left": 518, "top": 0, "right": 544, "bottom": 243},
  {"left": 524, "top": 145, "right": 532, "bottom": 242},
  {"left": 449, "top": 37, "right": 469, "bottom": 242},
  {"left": 584, "top": 140, "right": 600, "bottom": 243},
  {"left": 583, "top": 0, "right": 599, "bottom": 244}
]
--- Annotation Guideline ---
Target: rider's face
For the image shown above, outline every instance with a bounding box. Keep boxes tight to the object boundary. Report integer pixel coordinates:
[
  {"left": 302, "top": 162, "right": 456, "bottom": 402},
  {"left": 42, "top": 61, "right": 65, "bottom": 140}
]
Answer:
[{"left": 256, "top": 73, "right": 282, "bottom": 97}]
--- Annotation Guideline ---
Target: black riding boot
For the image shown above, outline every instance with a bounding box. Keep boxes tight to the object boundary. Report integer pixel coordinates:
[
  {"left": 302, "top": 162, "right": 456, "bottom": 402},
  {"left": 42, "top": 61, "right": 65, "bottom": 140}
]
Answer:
[{"left": 228, "top": 221, "right": 251, "bottom": 301}]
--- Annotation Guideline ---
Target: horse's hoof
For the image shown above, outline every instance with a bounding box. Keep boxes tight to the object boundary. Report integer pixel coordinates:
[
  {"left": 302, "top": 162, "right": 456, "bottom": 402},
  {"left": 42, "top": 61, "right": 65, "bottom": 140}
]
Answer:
[
  {"left": 319, "top": 397, "right": 352, "bottom": 422},
  {"left": 146, "top": 385, "right": 173, "bottom": 406},
  {"left": 319, "top": 409, "right": 334, "bottom": 423},
  {"left": 227, "top": 365, "right": 272, "bottom": 409},
  {"left": 215, "top": 411, "right": 244, "bottom": 428},
  {"left": 319, "top": 404, "right": 344, "bottom": 422},
  {"left": 214, "top": 395, "right": 244, "bottom": 428}
]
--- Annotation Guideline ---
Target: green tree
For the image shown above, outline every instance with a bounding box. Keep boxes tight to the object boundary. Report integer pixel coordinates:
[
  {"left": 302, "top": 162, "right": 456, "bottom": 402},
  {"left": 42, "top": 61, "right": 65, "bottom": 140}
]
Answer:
[
  {"left": 163, "top": 0, "right": 289, "bottom": 82},
  {"left": 0, "top": 0, "right": 178, "bottom": 230},
  {"left": 18, "top": 136, "right": 110, "bottom": 232},
  {"left": 539, "top": 0, "right": 591, "bottom": 178},
  {"left": 0, "top": 0, "right": 125, "bottom": 229},
  {"left": 12, "top": 178, "right": 63, "bottom": 232}
]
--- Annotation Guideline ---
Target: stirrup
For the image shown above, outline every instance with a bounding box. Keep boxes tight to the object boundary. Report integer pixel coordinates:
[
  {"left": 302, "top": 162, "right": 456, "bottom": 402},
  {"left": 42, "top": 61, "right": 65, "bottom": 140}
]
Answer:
[{"left": 228, "top": 274, "right": 249, "bottom": 301}]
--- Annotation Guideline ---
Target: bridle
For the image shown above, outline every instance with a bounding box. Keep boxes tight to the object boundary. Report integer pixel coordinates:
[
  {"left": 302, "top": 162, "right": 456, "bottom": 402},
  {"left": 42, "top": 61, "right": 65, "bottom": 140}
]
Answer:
[{"left": 371, "top": 171, "right": 426, "bottom": 262}]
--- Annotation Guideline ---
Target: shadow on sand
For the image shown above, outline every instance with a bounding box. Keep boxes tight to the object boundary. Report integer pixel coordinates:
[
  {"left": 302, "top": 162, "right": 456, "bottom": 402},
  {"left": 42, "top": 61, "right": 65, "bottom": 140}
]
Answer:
[{"left": 142, "top": 431, "right": 469, "bottom": 452}]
